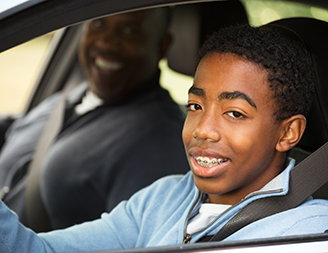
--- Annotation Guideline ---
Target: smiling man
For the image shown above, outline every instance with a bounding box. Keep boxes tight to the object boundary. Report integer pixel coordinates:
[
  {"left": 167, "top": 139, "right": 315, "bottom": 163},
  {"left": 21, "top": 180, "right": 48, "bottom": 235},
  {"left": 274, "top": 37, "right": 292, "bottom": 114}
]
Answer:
[
  {"left": 0, "top": 8, "right": 189, "bottom": 231},
  {"left": 78, "top": 9, "right": 172, "bottom": 100}
]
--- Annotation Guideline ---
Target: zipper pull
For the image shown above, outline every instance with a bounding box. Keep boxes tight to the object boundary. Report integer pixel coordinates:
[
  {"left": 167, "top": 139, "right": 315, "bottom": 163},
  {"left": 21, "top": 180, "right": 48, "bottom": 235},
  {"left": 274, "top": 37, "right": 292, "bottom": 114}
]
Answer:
[{"left": 183, "top": 233, "right": 191, "bottom": 244}]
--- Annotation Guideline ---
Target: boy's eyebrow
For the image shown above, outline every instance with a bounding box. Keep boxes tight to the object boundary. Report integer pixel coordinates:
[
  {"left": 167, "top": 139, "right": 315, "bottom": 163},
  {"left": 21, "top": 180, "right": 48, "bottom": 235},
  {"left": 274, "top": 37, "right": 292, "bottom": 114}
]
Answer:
[
  {"left": 188, "top": 86, "right": 205, "bottom": 97},
  {"left": 219, "top": 91, "right": 257, "bottom": 109},
  {"left": 188, "top": 87, "right": 257, "bottom": 109}
]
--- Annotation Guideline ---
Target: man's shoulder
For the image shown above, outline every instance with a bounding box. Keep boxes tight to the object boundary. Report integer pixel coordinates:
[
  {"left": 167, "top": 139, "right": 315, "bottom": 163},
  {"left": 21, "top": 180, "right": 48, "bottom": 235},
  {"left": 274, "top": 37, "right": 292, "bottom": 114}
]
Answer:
[
  {"left": 13, "top": 83, "right": 87, "bottom": 128},
  {"left": 10, "top": 93, "right": 61, "bottom": 130}
]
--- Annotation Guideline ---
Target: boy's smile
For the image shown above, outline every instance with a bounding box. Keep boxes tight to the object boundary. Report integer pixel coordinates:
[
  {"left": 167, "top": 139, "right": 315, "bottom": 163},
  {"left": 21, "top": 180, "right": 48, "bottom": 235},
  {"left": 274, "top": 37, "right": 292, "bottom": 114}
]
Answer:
[{"left": 183, "top": 53, "right": 288, "bottom": 205}]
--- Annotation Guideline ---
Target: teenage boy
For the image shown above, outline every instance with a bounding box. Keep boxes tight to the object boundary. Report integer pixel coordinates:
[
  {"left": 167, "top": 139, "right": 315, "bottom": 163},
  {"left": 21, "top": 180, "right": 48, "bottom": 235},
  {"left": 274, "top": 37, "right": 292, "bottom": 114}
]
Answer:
[{"left": 0, "top": 24, "right": 327, "bottom": 253}]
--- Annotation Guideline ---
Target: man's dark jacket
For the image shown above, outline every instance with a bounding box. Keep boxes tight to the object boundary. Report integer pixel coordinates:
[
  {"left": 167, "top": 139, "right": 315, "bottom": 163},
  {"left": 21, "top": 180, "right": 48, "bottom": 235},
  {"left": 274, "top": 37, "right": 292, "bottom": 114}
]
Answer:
[{"left": 0, "top": 72, "right": 189, "bottom": 230}]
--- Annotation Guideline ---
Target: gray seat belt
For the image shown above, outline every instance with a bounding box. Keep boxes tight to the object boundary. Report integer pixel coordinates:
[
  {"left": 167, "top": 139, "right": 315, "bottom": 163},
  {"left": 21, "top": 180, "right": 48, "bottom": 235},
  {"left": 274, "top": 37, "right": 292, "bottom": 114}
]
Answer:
[
  {"left": 208, "top": 141, "right": 328, "bottom": 242},
  {"left": 25, "top": 83, "right": 74, "bottom": 232}
]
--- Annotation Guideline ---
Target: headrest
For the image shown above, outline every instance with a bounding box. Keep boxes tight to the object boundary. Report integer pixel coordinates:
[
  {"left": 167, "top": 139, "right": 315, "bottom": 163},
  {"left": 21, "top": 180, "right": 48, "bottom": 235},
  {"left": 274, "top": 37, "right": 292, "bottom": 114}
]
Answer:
[
  {"left": 265, "top": 18, "right": 328, "bottom": 151},
  {"left": 167, "top": 0, "right": 249, "bottom": 76}
]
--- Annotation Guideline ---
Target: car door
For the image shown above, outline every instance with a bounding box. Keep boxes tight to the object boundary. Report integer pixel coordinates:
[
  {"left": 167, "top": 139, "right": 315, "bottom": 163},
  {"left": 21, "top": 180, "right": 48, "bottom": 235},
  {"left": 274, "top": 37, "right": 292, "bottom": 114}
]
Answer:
[{"left": 0, "top": 0, "right": 328, "bottom": 252}]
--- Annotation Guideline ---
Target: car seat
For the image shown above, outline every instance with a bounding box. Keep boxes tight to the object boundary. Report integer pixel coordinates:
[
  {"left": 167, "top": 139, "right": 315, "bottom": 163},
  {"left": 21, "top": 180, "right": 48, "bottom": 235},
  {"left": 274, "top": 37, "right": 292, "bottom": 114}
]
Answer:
[
  {"left": 167, "top": 0, "right": 249, "bottom": 76},
  {"left": 265, "top": 18, "right": 328, "bottom": 200}
]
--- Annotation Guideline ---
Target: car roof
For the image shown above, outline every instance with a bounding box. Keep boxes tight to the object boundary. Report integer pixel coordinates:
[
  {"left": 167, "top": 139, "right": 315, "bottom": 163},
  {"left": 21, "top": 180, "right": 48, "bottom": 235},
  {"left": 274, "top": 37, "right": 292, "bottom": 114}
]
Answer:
[{"left": 0, "top": 0, "right": 328, "bottom": 53}]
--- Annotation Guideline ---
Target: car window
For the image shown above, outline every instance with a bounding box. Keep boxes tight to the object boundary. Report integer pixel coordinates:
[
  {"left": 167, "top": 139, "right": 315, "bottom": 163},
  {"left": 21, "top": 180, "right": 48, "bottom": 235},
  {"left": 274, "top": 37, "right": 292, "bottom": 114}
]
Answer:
[
  {"left": 0, "top": 32, "right": 55, "bottom": 116},
  {"left": 241, "top": 0, "right": 328, "bottom": 26},
  {"left": 159, "top": 59, "right": 193, "bottom": 105},
  {"left": 0, "top": 1, "right": 326, "bottom": 117},
  {"left": 0, "top": 0, "right": 327, "bottom": 251}
]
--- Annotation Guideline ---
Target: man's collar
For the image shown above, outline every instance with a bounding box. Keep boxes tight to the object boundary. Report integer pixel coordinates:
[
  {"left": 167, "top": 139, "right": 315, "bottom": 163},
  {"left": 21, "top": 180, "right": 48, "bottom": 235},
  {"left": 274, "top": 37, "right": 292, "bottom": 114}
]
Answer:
[
  {"left": 101, "top": 70, "right": 161, "bottom": 106},
  {"left": 65, "top": 70, "right": 161, "bottom": 108}
]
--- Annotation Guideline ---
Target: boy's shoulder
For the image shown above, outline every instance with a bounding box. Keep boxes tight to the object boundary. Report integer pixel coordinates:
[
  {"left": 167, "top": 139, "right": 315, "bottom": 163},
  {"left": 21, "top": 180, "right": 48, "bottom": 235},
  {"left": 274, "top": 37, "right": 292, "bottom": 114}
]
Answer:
[
  {"left": 266, "top": 198, "right": 328, "bottom": 236},
  {"left": 123, "top": 171, "right": 196, "bottom": 212},
  {"left": 139, "top": 171, "right": 195, "bottom": 198},
  {"left": 227, "top": 198, "right": 328, "bottom": 241}
]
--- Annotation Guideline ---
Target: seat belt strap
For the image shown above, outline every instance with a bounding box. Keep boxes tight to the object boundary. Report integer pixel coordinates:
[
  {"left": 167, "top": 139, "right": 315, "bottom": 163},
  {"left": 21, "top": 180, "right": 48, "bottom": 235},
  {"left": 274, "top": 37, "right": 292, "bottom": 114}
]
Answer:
[
  {"left": 209, "top": 141, "right": 328, "bottom": 242},
  {"left": 25, "top": 84, "right": 74, "bottom": 232}
]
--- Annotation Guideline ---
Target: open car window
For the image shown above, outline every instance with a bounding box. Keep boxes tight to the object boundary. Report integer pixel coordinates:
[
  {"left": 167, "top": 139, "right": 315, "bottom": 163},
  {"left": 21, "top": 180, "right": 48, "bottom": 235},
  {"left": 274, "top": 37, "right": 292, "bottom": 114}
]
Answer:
[
  {"left": 0, "top": 32, "right": 56, "bottom": 116},
  {"left": 0, "top": 0, "right": 327, "bottom": 252},
  {"left": 0, "top": 0, "right": 327, "bottom": 117}
]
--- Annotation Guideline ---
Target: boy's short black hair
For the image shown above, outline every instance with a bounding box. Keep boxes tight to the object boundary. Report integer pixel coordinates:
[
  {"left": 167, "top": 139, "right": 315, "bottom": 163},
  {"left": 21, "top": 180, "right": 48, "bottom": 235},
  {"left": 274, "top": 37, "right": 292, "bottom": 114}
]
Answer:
[{"left": 197, "top": 24, "right": 315, "bottom": 121}]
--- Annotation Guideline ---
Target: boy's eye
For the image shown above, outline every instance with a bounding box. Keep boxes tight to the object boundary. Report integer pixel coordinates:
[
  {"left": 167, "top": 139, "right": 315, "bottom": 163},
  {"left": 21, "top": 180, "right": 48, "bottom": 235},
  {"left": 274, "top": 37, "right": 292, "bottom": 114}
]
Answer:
[
  {"left": 226, "top": 111, "right": 244, "bottom": 119},
  {"left": 187, "top": 104, "right": 202, "bottom": 111}
]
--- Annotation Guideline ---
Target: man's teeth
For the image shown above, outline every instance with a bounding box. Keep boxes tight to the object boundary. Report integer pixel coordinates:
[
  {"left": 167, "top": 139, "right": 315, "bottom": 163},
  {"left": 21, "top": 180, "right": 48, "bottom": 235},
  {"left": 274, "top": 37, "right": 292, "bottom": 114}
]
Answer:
[
  {"left": 95, "top": 58, "right": 123, "bottom": 71},
  {"left": 194, "top": 156, "right": 228, "bottom": 168}
]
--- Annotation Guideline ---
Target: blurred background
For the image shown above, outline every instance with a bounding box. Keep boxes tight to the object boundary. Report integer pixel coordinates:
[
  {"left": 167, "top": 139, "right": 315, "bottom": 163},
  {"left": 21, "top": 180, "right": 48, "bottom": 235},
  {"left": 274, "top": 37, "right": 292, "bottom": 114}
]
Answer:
[{"left": 0, "top": 0, "right": 327, "bottom": 116}]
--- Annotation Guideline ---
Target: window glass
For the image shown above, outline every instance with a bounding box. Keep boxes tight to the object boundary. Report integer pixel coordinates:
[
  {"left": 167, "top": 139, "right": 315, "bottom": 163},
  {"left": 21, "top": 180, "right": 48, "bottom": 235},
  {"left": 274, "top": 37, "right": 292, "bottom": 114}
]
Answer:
[
  {"left": 159, "top": 59, "right": 193, "bottom": 105},
  {"left": 1, "top": 1, "right": 327, "bottom": 114},
  {"left": 240, "top": 0, "right": 328, "bottom": 26},
  {"left": 0, "top": 33, "right": 54, "bottom": 115}
]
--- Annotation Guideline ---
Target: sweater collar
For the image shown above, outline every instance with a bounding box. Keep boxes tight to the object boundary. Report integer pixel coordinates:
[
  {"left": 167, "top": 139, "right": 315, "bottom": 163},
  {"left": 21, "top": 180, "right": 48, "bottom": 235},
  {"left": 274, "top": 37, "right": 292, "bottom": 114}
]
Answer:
[
  {"left": 194, "top": 157, "right": 296, "bottom": 208},
  {"left": 245, "top": 157, "right": 295, "bottom": 198}
]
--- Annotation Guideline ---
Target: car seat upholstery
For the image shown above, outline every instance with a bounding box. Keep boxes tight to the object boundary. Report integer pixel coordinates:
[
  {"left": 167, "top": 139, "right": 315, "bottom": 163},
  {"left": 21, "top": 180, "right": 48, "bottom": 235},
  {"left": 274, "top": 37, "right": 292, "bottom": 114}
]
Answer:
[
  {"left": 167, "top": 0, "right": 249, "bottom": 76},
  {"left": 265, "top": 18, "right": 328, "bottom": 199}
]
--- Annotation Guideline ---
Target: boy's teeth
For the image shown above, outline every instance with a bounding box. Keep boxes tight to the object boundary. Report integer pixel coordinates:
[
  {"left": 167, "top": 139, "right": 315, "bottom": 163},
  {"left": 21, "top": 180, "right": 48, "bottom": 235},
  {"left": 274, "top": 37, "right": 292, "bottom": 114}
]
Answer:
[{"left": 194, "top": 156, "right": 227, "bottom": 168}]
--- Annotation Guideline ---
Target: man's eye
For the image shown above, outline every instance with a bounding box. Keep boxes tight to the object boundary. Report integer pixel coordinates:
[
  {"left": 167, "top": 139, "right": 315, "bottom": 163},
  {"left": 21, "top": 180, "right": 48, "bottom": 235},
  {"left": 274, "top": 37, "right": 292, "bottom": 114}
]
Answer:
[
  {"left": 92, "top": 19, "right": 106, "bottom": 28},
  {"left": 122, "top": 25, "right": 139, "bottom": 36},
  {"left": 187, "top": 104, "right": 202, "bottom": 111},
  {"left": 226, "top": 111, "right": 244, "bottom": 118}
]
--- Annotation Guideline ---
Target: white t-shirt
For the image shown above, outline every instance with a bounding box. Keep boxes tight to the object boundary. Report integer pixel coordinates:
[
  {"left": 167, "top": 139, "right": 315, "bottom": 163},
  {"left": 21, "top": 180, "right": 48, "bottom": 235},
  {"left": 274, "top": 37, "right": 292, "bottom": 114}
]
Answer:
[
  {"left": 187, "top": 203, "right": 232, "bottom": 234},
  {"left": 74, "top": 90, "right": 104, "bottom": 115}
]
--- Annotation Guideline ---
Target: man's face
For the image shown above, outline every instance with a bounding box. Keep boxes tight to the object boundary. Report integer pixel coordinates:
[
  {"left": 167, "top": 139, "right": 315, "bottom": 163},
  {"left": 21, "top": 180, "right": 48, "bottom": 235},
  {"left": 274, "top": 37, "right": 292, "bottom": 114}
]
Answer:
[
  {"left": 183, "top": 53, "right": 287, "bottom": 205},
  {"left": 78, "top": 9, "right": 171, "bottom": 100}
]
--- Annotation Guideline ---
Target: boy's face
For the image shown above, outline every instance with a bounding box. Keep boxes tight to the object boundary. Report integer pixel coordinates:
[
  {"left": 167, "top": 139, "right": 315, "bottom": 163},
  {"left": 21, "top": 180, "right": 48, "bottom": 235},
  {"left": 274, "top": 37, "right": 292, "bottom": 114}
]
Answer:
[{"left": 183, "top": 53, "right": 287, "bottom": 205}]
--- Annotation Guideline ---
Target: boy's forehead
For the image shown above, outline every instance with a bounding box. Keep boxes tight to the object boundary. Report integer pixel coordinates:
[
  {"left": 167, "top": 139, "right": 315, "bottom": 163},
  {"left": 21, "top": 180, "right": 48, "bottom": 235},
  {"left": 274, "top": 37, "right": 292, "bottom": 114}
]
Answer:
[
  {"left": 191, "top": 52, "right": 274, "bottom": 108},
  {"left": 194, "top": 53, "right": 269, "bottom": 90}
]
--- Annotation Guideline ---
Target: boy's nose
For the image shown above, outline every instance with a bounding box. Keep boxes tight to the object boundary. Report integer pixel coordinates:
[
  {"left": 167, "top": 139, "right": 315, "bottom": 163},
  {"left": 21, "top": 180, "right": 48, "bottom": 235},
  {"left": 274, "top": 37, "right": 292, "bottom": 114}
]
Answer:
[{"left": 192, "top": 112, "right": 221, "bottom": 142}]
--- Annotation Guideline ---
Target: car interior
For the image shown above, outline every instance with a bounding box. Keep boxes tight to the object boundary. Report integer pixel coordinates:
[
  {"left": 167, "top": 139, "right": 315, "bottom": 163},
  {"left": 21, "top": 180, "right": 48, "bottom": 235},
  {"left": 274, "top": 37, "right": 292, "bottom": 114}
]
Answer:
[
  {"left": 30, "top": 1, "right": 328, "bottom": 215},
  {"left": 0, "top": 0, "right": 328, "bottom": 251},
  {"left": 2, "top": 0, "right": 328, "bottom": 213}
]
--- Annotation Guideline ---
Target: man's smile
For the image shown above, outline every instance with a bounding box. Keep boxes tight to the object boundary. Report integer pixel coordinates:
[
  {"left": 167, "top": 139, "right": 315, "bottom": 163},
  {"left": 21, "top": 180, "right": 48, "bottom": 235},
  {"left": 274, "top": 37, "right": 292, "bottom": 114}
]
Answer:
[{"left": 94, "top": 57, "right": 123, "bottom": 72}]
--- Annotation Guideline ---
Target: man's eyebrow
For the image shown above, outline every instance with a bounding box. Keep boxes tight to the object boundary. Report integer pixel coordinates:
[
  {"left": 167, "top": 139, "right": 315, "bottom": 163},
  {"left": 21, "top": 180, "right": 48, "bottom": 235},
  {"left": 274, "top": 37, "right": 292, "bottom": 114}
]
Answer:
[
  {"left": 188, "top": 86, "right": 205, "bottom": 97},
  {"left": 219, "top": 91, "right": 257, "bottom": 109}
]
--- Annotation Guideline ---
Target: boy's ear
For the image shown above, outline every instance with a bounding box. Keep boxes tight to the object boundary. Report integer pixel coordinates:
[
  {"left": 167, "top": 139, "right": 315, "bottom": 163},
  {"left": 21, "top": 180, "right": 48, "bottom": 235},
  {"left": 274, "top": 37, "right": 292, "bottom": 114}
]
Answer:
[{"left": 276, "top": 115, "right": 307, "bottom": 152}]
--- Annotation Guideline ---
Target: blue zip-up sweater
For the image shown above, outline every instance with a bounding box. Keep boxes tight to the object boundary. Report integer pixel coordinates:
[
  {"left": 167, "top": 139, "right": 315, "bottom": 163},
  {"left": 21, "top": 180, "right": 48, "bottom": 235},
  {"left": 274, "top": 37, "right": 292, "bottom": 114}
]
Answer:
[{"left": 0, "top": 159, "right": 328, "bottom": 252}]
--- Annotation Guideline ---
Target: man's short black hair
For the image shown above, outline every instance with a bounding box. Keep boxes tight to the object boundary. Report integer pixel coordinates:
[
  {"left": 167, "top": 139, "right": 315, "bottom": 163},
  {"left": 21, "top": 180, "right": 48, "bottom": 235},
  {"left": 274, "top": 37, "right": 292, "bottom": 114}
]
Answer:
[{"left": 197, "top": 24, "right": 315, "bottom": 121}]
